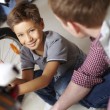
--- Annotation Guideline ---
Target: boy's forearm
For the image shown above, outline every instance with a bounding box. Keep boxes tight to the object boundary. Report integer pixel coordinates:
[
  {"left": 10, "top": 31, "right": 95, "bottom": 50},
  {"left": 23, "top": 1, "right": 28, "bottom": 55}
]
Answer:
[
  {"left": 51, "top": 81, "right": 91, "bottom": 110},
  {"left": 18, "top": 76, "right": 49, "bottom": 95}
]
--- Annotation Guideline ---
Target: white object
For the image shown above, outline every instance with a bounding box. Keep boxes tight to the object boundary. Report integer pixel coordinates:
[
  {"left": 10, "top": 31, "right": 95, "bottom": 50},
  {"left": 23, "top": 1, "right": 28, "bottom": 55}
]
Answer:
[
  {"left": 100, "top": 6, "right": 110, "bottom": 59},
  {"left": 0, "top": 0, "right": 9, "bottom": 4},
  {"left": 0, "top": 63, "right": 19, "bottom": 87}
]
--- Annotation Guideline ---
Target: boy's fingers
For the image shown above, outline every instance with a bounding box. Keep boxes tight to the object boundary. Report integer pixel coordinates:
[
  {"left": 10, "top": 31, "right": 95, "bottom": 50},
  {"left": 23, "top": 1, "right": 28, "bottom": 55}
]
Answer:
[{"left": 9, "top": 83, "right": 16, "bottom": 87}]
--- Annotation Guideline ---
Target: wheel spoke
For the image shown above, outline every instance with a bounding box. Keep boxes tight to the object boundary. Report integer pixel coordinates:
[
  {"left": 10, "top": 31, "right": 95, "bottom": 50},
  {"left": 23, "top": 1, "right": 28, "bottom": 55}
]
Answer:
[
  {"left": 0, "top": 37, "right": 21, "bottom": 75},
  {"left": 2, "top": 40, "right": 11, "bottom": 62}
]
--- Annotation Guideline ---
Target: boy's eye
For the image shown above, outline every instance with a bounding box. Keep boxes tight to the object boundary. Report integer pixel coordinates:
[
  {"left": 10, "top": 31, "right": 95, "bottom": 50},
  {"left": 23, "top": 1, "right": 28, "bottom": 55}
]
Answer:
[
  {"left": 17, "top": 34, "right": 23, "bottom": 37},
  {"left": 30, "top": 29, "right": 35, "bottom": 32}
]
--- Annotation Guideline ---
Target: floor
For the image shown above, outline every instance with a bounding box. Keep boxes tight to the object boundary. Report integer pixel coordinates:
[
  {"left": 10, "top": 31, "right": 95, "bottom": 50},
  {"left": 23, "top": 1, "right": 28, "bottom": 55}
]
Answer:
[
  {"left": 1, "top": 0, "right": 107, "bottom": 110},
  {"left": 21, "top": 92, "right": 106, "bottom": 110}
]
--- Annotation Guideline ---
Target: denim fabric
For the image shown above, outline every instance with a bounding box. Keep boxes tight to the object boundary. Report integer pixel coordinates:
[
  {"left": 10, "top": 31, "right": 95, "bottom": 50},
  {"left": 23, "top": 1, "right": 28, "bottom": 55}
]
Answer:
[
  {"left": 54, "top": 69, "right": 73, "bottom": 99},
  {"left": 1, "top": 0, "right": 16, "bottom": 15},
  {"left": 53, "top": 50, "right": 86, "bottom": 99},
  {"left": 34, "top": 69, "right": 110, "bottom": 108},
  {"left": 80, "top": 68, "right": 110, "bottom": 108},
  {"left": 34, "top": 70, "right": 57, "bottom": 105},
  {"left": 33, "top": 52, "right": 85, "bottom": 105},
  {"left": 34, "top": 69, "right": 73, "bottom": 105}
]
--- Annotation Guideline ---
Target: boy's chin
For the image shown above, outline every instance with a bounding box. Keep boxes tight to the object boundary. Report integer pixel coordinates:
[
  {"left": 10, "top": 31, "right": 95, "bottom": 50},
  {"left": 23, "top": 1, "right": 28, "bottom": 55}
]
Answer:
[
  {"left": 29, "top": 47, "right": 36, "bottom": 50},
  {"left": 26, "top": 45, "right": 36, "bottom": 50}
]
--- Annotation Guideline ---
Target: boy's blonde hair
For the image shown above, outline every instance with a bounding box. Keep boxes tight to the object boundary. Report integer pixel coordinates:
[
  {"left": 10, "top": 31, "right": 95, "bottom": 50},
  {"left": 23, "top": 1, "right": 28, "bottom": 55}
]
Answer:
[
  {"left": 7, "top": 2, "right": 42, "bottom": 30},
  {"left": 49, "top": 0, "right": 110, "bottom": 28}
]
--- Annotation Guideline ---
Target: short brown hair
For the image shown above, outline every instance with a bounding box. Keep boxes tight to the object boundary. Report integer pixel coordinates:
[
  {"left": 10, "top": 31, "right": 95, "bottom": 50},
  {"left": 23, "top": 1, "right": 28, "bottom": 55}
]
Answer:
[
  {"left": 49, "top": 0, "right": 110, "bottom": 28},
  {"left": 7, "top": 2, "right": 42, "bottom": 29}
]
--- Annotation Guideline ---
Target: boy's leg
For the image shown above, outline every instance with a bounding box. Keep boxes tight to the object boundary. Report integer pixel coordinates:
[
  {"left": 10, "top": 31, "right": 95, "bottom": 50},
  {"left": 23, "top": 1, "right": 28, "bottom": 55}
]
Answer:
[
  {"left": 34, "top": 70, "right": 57, "bottom": 105},
  {"left": 54, "top": 69, "right": 73, "bottom": 99},
  {"left": 54, "top": 51, "right": 86, "bottom": 99},
  {"left": 80, "top": 68, "right": 110, "bottom": 108}
]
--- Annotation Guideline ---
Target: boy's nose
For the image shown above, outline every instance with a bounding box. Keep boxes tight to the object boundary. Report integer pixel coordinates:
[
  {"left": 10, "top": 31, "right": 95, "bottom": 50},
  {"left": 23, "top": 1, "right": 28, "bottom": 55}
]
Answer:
[{"left": 26, "top": 35, "right": 32, "bottom": 42}]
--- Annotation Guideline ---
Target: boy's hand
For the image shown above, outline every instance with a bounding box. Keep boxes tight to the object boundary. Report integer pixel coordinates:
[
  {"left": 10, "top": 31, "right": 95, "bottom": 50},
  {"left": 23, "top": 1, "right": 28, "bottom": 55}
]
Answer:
[{"left": 10, "top": 78, "right": 26, "bottom": 87}]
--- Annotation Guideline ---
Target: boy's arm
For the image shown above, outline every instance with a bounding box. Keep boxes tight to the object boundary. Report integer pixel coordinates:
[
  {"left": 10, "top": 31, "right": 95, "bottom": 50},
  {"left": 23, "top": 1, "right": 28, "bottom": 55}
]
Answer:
[
  {"left": 10, "top": 69, "right": 34, "bottom": 86},
  {"left": 51, "top": 81, "right": 91, "bottom": 110},
  {"left": 51, "top": 41, "right": 108, "bottom": 110},
  {"left": 18, "top": 61, "right": 60, "bottom": 95}
]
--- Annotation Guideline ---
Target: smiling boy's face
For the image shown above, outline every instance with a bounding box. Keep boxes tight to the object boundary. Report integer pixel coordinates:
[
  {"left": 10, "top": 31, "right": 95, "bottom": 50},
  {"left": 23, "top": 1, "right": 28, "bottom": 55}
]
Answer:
[{"left": 13, "top": 20, "right": 44, "bottom": 51}]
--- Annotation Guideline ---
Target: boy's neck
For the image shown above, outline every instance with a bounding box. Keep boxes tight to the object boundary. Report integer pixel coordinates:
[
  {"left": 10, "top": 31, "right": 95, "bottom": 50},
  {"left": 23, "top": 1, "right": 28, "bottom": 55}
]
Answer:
[
  {"left": 34, "top": 35, "right": 45, "bottom": 56},
  {"left": 84, "top": 26, "right": 101, "bottom": 38},
  {"left": 34, "top": 50, "right": 44, "bottom": 56},
  {"left": 34, "top": 43, "right": 44, "bottom": 56}
]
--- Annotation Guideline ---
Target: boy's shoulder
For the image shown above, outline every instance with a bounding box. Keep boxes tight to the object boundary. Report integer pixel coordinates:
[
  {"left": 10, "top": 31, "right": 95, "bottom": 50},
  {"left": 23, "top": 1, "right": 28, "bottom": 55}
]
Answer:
[
  {"left": 44, "top": 30, "right": 65, "bottom": 43},
  {"left": 44, "top": 30, "right": 75, "bottom": 46},
  {"left": 45, "top": 30, "right": 63, "bottom": 39}
]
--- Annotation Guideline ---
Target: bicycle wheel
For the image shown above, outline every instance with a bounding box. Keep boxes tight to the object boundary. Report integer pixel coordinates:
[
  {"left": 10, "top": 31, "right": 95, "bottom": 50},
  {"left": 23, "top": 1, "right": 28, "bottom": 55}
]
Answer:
[{"left": 0, "top": 27, "right": 22, "bottom": 77}]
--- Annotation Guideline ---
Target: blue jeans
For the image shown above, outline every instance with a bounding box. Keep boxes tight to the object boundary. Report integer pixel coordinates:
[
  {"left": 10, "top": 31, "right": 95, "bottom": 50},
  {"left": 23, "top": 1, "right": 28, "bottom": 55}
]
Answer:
[
  {"left": 34, "top": 70, "right": 56, "bottom": 105},
  {"left": 34, "top": 52, "right": 86, "bottom": 105},
  {"left": 80, "top": 68, "right": 110, "bottom": 108},
  {"left": 34, "top": 69, "right": 73, "bottom": 105},
  {"left": 34, "top": 68, "right": 110, "bottom": 108},
  {"left": 1, "top": 0, "right": 16, "bottom": 15}
]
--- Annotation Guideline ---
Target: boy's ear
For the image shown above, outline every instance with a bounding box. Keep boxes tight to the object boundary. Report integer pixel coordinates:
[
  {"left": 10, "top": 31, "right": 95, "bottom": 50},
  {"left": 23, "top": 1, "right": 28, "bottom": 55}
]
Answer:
[{"left": 67, "top": 21, "right": 81, "bottom": 33}]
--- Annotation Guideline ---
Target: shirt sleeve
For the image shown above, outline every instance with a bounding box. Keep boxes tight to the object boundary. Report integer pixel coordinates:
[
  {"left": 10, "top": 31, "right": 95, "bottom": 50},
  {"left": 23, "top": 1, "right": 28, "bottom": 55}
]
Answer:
[
  {"left": 72, "top": 40, "right": 109, "bottom": 88},
  {"left": 20, "top": 46, "right": 34, "bottom": 70}
]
